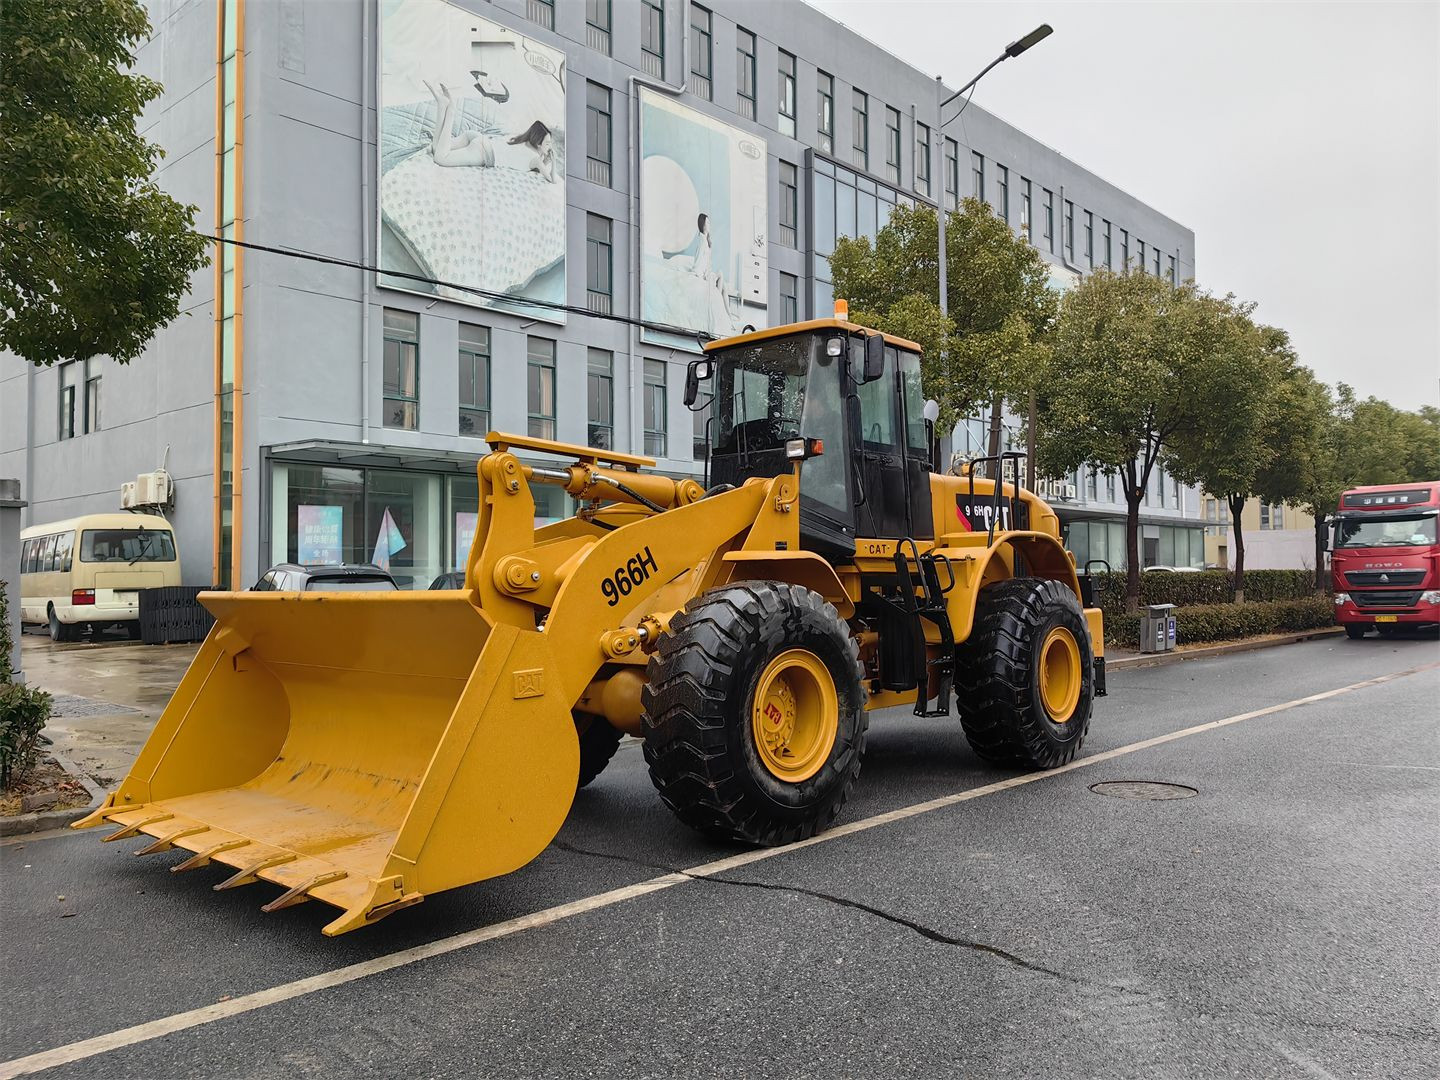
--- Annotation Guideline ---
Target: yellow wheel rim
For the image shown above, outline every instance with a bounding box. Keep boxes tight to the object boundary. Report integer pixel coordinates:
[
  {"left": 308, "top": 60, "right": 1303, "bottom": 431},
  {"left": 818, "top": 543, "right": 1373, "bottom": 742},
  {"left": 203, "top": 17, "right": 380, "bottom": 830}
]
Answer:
[
  {"left": 1038, "top": 627, "right": 1082, "bottom": 723},
  {"left": 750, "top": 649, "right": 839, "bottom": 783}
]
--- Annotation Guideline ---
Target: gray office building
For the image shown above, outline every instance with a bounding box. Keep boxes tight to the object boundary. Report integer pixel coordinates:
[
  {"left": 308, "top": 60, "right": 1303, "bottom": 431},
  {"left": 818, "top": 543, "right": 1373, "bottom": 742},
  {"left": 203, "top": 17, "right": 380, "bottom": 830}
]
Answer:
[{"left": 0, "top": 0, "right": 1200, "bottom": 590}]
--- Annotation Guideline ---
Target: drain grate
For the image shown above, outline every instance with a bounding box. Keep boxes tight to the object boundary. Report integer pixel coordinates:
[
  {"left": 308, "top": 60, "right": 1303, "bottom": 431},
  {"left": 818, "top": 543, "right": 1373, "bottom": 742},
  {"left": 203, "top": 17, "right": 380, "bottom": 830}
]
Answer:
[
  {"left": 47, "top": 694, "right": 142, "bottom": 718},
  {"left": 1089, "top": 780, "right": 1198, "bottom": 801}
]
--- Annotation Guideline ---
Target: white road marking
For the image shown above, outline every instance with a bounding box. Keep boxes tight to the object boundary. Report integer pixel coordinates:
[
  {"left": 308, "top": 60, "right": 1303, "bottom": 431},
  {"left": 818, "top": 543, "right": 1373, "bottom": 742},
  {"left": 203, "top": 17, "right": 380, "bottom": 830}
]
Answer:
[
  {"left": 1329, "top": 761, "right": 1440, "bottom": 771},
  {"left": 2, "top": 660, "right": 1434, "bottom": 1079}
]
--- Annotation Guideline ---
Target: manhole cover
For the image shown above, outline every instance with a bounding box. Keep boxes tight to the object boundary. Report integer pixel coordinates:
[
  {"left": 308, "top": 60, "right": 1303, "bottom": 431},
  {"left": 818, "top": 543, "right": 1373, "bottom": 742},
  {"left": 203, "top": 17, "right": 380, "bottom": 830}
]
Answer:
[{"left": 1089, "top": 780, "right": 1198, "bottom": 801}]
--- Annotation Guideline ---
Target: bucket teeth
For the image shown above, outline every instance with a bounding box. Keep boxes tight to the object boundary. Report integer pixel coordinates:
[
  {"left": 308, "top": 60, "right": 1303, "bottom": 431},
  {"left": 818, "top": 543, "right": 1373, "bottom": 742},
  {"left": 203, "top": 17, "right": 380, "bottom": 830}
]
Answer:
[
  {"left": 103, "top": 813, "right": 174, "bottom": 842},
  {"left": 213, "top": 853, "right": 297, "bottom": 891},
  {"left": 134, "top": 826, "right": 210, "bottom": 856},
  {"left": 260, "top": 871, "right": 349, "bottom": 913},
  {"left": 171, "top": 839, "right": 251, "bottom": 872}
]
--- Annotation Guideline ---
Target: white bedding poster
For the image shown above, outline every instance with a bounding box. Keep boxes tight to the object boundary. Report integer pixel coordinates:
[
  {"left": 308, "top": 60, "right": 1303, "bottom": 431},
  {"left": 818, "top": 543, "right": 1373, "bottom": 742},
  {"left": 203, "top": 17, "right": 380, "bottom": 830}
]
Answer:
[
  {"left": 639, "top": 89, "right": 767, "bottom": 351},
  {"left": 378, "top": 0, "right": 566, "bottom": 321}
]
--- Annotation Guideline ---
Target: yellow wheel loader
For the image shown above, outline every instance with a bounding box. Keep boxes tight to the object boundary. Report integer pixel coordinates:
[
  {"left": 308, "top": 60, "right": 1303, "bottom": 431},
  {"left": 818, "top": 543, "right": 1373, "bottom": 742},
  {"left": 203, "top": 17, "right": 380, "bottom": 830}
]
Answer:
[{"left": 76, "top": 304, "right": 1105, "bottom": 935}]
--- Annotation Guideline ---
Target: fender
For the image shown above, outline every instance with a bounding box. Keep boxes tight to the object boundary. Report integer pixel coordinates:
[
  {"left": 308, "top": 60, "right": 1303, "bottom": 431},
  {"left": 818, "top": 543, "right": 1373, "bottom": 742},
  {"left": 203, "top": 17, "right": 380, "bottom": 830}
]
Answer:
[{"left": 720, "top": 550, "right": 857, "bottom": 619}]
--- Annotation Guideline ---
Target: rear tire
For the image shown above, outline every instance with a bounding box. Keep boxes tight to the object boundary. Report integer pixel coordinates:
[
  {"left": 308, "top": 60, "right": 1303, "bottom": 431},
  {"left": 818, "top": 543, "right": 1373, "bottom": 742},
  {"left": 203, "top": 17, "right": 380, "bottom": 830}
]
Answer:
[
  {"left": 642, "top": 581, "right": 867, "bottom": 845},
  {"left": 575, "top": 714, "right": 623, "bottom": 789},
  {"left": 1344, "top": 624, "right": 1367, "bottom": 640},
  {"left": 47, "top": 606, "right": 76, "bottom": 643},
  {"left": 954, "top": 578, "right": 1094, "bottom": 768}
]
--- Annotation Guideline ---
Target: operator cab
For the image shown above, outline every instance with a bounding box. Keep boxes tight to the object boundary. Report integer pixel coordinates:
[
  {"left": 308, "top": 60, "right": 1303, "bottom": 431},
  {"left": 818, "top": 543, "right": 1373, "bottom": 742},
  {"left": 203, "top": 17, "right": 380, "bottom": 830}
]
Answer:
[{"left": 686, "top": 303, "right": 933, "bottom": 560}]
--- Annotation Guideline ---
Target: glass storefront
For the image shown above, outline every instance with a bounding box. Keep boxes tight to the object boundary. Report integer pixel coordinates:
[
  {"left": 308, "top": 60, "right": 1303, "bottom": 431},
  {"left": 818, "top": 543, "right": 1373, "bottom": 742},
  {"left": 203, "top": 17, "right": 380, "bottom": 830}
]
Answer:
[
  {"left": 1064, "top": 520, "right": 1204, "bottom": 571},
  {"left": 269, "top": 460, "right": 570, "bottom": 590}
]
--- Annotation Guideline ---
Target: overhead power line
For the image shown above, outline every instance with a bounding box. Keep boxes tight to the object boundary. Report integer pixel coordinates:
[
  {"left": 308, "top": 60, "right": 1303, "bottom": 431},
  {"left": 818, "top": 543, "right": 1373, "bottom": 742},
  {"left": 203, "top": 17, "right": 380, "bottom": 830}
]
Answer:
[{"left": 202, "top": 233, "right": 720, "bottom": 346}]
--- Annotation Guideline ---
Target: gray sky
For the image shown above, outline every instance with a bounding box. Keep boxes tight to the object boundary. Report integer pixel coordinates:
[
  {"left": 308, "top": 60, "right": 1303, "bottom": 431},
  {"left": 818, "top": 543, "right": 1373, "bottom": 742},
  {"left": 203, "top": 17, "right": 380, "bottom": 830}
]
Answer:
[{"left": 810, "top": 0, "right": 1440, "bottom": 409}]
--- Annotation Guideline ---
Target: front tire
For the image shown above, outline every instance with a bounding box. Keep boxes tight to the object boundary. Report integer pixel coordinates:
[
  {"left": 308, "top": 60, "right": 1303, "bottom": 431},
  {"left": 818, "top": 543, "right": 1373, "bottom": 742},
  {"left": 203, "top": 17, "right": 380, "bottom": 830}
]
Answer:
[
  {"left": 642, "top": 581, "right": 867, "bottom": 845},
  {"left": 1344, "top": 624, "right": 1368, "bottom": 640},
  {"left": 955, "top": 578, "right": 1094, "bottom": 768}
]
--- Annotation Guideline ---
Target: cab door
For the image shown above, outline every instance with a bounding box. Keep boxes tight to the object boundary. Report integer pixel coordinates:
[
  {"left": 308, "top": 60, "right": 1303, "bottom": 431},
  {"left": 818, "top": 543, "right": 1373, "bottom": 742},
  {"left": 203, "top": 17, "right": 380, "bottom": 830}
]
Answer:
[
  {"left": 896, "top": 349, "right": 934, "bottom": 540},
  {"left": 853, "top": 345, "right": 912, "bottom": 539}
]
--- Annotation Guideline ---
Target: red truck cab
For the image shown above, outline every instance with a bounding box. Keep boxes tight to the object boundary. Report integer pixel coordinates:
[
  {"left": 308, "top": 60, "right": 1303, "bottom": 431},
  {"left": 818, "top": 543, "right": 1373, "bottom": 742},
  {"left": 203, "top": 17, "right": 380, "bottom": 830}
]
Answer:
[{"left": 1331, "top": 481, "right": 1440, "bottom": 638}]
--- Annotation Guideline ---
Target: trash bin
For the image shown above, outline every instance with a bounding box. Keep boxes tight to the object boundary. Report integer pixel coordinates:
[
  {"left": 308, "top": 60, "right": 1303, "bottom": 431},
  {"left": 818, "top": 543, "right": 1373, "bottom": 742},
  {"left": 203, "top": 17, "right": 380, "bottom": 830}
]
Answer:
[{"left": 1140, "top": 603, "right": 1177, "bottom": 653}]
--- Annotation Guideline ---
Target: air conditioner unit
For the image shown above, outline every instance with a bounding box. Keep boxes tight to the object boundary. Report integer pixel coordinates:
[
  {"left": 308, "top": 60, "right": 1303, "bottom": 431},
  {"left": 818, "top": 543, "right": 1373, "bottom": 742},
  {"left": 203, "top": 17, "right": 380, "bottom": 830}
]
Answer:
[
  {"left": 135, "top": 469, "right": 173, "bottom": 507},
  {"left": 120, "top": 481, "right": 138, "bottom": 509}
]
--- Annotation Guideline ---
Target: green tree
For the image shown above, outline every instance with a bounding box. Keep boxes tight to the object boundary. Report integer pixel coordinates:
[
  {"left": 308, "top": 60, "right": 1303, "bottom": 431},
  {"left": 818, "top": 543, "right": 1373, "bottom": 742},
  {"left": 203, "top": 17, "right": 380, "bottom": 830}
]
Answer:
[
  {"left": 829, "top": 199, "right": 1056, "bottom": 454},
  {"left": 1035, "top": 271, "right": 1258, "bottom": 611},
  {"left": 1165, "top": 305, "right": 1274, "bottom": 602},
  {"left": 0, "top": 0, "right": 209, "bottom": 367}
]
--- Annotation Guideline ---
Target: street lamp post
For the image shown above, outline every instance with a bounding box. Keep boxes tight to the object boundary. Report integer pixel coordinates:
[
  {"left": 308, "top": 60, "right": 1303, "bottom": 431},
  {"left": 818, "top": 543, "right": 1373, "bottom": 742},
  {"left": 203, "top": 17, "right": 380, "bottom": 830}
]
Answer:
[{"left": 933, "top": 25, "right": 1052, "bottom": 476}]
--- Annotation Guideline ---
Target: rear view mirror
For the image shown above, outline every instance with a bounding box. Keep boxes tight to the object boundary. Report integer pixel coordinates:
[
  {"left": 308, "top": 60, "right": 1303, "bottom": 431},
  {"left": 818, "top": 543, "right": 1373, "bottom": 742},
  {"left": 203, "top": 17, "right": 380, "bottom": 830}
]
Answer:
[
  {"left": 684, "top": 358, "right": 713, "bottom": 407},
  {"left": 862, "top": 333, "right": 885, "bottom": 383}
]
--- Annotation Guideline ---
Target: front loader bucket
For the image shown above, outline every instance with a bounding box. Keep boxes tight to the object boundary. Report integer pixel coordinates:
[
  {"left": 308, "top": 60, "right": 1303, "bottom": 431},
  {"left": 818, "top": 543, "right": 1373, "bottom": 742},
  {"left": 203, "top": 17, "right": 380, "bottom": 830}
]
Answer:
[{"left": 75, "top": 591, "right": 579, "bottom": 934}]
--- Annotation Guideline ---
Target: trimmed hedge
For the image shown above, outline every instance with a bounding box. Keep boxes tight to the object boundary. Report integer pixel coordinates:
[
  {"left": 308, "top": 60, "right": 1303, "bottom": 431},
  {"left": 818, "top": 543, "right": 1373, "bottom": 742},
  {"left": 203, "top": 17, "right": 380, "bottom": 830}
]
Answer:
[
  {"left": 1, "top": 683, "right": 51, "bottom": 789},
  {"left": 1104, "top": 596, "right": 1334, "bottom": 648},
  {"left": 1090, "top": 569, "right": 1319, "bottom": 617},
  {"left": 0, "top": 578, "right": 11, "bottom": 683}
]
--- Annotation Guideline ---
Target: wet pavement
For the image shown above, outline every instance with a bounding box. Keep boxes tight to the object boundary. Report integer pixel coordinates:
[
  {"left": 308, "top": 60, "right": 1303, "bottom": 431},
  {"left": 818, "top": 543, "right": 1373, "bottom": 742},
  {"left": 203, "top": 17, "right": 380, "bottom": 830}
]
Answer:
[{"left": 17, "top": 632, "right": 198, "bottom": 784}]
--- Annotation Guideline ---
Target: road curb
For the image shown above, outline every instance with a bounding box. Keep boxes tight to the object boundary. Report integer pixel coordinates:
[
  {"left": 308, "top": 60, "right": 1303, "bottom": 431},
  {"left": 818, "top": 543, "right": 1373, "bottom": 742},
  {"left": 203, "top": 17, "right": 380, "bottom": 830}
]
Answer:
[
  {"left": 1107, "top": 626, "right": 1345, "bottom": 671},
  {"left": 0, "top": 749, "right": 106, "bottom": 838}
]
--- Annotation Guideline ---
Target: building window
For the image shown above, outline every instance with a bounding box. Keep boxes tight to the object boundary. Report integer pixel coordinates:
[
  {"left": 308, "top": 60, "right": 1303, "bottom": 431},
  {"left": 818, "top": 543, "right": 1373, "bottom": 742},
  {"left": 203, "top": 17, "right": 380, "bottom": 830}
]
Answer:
[
  {"left": 1172, "top": 477, "right": 1181, "bottom": 510},
  {"left": 1087, "top": 469, "right": 1099, "bottom": 500},
  {"left": 641, "top": 0, "right": 664, "bottom": 79},
  {"left": 1103, "top": 220, "right": 1112, "bottom": 269},
  {"left": 852, "top": 89, "right": 869, "bottom": 168},
  {"left": 1083, "top": 211, "right": 1094, "bottom": 266},
  {"left": 1260, "top": 502, "right": 1284, "bottom": 530},
  {"left": 586, "top": 213, "right": 613, "bottom": 314},
  {"left": 1064, "top": 199, "right": 1074, "bottom": 259},
  {"left": 382, "top": 309, "right": 419, "bottom": 430},
  {"left": 689, "top": 5, "right": 712, "bottom": 100},
  {"left": 83, "top": 365, "right": 101, "bottom": 433},
  {"left": 971, "top": 151, "right": 984, "bottom": 200},
  {"left": 1153, "top": 248, "right": 1161, "bottom": 277},
  {"left": 1042, "top": 189, "right": 1054, "bottom": 251},
  {"left": 995, "top": 164, "right": 1009, "bottom": 221},
  {"left": 527, "top": 336, "right": 556, "bottom": 440},
  {"left": 1135, "top": 238, "right": 1146, "bottom": 273},
  {"left": 1168, "top": 255, "right": 1177, "bottom": 284},
  {"left": 1106, "top": 473, "right": 1116, "bottom": 503},
  {"left": 778, "top": 50, "right": 796, "bottom": 137},
  {"left": 587, "top": 348, "right": 613, "bottom": 450},
  {"left": 1020, "top": 178, "right": 1031, "bottom": 232},
  {"left": 527, "top": 0, "right": 553, "bottom": 32},
  {"left": 58, "top": 362, "right": 79, "bottom": 439},
  {"left": 736, "top": 27, "right": 756, "bottom": 120},
  {"left": 817, "top": 70, "right": 834, "bottom": 145},
  {"left": 779, "top": 271, "right": 798, "bottom": 323},
  {"left": 585, "top": 0, "right": 611, "bottom": 54},
  {"left": 915, "top": 121, "right": 931, "bottom": 196},
  {"left": 585, "top": 81, "right": 612, "bottom": 186},
  {"left": 644, "top": 359, "right": 667, "bottom": 457},
  {"left": 779, "top": 160, "right": 799, "bottom": 247},
  {"left": 943, "top": 138, "right": 959, "bottom": 208},
  {"left": 1121, "top": 228, "right": 1130, "bottom": 269},
  {"left": 884, "top": 106, "right": 901, "bottom": 181},
  {"left": 458, "top": 323, "right": 490, "bottom": 437}
]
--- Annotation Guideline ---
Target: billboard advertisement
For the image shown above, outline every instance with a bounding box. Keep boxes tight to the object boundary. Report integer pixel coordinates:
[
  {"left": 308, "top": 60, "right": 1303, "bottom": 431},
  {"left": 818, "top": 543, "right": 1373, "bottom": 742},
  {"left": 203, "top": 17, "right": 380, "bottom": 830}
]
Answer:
[
  {"left": 379, "top": 0, "right": 566, "bottom": 320},
  {"left": 639, "top": 89, "right": 767, "bottom": 350}
]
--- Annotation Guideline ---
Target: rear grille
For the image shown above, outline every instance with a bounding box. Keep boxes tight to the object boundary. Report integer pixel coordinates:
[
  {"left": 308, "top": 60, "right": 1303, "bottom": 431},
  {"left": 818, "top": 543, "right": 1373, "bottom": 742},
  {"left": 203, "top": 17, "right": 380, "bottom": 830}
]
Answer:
[
  {"left": 1345, "top": 570, "right": 1425, "bottom": 587},
  {"left": 1351, "top": 590, "right": 1422, "bottom": 610}
]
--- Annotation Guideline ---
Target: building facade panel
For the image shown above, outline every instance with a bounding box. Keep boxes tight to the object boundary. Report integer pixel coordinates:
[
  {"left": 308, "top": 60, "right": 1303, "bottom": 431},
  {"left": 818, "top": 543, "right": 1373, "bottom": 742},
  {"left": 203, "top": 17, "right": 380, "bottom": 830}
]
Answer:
[{"left": 6, "top": 0, "right": 1199, "bottom": 586}]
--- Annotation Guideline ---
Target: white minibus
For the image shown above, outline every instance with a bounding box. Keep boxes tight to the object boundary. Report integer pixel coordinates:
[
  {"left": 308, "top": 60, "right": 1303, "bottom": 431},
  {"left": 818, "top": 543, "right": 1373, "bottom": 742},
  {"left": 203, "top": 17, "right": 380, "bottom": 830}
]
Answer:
[{"left": 19, "top": 513, "right": 181, "bottom": 641}]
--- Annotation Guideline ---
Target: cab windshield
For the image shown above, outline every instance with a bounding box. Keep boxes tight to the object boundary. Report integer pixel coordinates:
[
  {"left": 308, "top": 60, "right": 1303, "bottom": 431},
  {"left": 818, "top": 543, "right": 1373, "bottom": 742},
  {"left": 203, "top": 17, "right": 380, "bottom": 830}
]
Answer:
[
  {"left": 712, "top": 335, "right": 813, "bottom": 454},
  {"left": 1335, "top": 513, "right": 1437, "bottom": 548}
]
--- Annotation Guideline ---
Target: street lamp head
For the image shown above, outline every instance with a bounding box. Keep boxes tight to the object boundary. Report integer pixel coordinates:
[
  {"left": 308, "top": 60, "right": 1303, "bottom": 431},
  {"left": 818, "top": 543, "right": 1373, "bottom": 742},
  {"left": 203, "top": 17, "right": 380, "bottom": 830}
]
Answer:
[{"left": 1005, "top": 24, "right": 1053, "bottom": 58}]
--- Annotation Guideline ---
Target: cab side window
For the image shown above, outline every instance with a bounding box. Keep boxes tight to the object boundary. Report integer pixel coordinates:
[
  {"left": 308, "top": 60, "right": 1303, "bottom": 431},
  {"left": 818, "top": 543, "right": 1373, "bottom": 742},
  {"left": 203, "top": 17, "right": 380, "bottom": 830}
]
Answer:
[
  {"left": 856, "top": 347, "right": 898, "bottom": 448},
  {"left": 897, "top": 349, "right": 928, "bottom": 454}
]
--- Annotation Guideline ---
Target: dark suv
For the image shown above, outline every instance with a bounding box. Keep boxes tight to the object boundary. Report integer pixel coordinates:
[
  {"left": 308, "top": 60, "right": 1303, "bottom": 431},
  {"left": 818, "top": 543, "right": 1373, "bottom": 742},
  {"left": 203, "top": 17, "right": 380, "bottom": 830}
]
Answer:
[{"left": 251, "top": 563, "right": 399, "bottom": 592}]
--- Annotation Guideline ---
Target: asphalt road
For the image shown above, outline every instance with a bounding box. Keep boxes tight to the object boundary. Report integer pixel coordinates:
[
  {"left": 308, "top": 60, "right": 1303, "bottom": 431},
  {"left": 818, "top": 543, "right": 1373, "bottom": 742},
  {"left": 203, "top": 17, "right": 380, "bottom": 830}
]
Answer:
[{"left": 2, "top": 635, "right": 1437, "bottom": 1079}]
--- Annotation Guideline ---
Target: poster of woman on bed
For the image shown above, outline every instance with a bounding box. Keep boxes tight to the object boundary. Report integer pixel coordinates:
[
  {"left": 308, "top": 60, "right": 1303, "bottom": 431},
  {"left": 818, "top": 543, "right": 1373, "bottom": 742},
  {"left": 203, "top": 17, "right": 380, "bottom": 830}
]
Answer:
[
  {"left": 378, "top": 0, "right": 567, "bottom": 320},
  {"left": 639, "top": 89, "right": 769, "bottom": 351}
]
